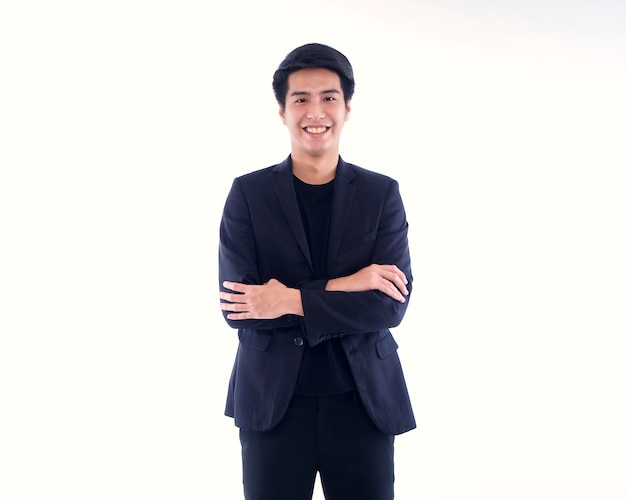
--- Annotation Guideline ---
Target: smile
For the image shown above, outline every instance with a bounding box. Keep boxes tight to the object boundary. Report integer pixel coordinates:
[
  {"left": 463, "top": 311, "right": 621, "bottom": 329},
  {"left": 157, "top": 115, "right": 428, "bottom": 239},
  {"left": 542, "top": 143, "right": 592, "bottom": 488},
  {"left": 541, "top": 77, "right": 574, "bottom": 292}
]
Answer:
[{"left": 304, "top": 126, "right": 328, "bottom": 134}]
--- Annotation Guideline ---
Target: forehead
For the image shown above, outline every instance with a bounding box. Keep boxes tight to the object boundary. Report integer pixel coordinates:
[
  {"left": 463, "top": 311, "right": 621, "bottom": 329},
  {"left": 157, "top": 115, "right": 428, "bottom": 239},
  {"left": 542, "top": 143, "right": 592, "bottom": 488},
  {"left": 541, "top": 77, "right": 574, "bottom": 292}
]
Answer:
[{"left": 287, "top": 68, "right": 343, "bottom": 93}]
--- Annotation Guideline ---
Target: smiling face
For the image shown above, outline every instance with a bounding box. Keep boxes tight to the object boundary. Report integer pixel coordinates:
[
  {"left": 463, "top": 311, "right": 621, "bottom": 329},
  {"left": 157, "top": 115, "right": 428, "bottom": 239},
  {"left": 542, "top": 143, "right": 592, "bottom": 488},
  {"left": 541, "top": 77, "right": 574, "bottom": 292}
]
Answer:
[{"left": 279, "top": 68, "right": 351, "bottom": 163}]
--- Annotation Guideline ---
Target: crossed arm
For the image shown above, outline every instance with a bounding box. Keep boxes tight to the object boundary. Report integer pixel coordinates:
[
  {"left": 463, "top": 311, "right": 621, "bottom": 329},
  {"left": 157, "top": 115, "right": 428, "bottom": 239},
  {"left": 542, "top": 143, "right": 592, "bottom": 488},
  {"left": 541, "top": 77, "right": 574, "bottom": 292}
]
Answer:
[{"left": 219, "top": 263, "right": 409, "bottom": 321}]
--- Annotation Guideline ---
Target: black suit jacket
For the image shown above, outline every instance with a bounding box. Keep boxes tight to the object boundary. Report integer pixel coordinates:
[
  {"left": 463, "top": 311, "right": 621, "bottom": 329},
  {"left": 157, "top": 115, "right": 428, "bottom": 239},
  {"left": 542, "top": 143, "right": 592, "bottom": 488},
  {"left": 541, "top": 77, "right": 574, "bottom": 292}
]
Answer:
[{"left": 219, "top": 156, "right": 416, "bottom": 435}]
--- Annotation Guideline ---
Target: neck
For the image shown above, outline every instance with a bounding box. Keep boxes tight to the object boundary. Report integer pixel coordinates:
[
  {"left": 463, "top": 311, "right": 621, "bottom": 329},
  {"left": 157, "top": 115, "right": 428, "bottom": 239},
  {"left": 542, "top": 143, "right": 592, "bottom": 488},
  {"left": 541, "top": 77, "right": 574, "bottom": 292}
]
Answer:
[{"left": 291, "top": 152, "right": 339, "bottom": 185}]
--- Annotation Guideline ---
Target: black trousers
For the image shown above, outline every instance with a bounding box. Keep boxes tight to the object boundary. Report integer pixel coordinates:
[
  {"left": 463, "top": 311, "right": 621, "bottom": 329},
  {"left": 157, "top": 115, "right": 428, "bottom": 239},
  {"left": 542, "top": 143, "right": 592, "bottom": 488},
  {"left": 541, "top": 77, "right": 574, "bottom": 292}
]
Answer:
[{"left": 239, "top": 391, "right": 395, "bottom": 500}]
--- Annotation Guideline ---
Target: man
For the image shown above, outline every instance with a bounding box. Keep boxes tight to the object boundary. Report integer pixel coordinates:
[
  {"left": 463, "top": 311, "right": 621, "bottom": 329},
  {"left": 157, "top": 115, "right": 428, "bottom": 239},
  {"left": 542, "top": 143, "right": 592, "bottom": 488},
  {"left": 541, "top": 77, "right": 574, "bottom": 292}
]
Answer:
[{"left": 218, "top": 43, "right": 415, "bottom": 500}]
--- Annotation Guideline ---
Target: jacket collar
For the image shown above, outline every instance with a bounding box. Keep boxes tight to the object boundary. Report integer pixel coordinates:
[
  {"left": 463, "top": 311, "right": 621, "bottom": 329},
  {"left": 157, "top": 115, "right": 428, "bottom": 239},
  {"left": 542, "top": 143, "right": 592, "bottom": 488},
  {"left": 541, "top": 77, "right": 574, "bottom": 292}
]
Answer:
[{"left": 271, "top": 155, "right": 357, "bottom": 275}]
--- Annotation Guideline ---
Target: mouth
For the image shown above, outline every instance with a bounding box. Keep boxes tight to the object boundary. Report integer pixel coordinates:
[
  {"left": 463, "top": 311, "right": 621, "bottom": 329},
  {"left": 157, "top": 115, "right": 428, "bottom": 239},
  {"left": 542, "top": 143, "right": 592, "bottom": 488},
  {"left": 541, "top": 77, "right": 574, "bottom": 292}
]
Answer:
[{"left": 303, "top": 126, "right": 329, "bottom": 134}]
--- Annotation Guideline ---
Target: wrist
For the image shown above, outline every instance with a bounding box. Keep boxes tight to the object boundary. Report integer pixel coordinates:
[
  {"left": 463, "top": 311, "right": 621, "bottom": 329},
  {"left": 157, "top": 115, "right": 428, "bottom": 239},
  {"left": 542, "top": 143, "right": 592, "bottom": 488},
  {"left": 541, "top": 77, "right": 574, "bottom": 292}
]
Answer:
[
  {"left": 287, "top": 287, "right": 304, "bottom": 316},
  {"left": 325, "top": 277, "right": 342, "bottom": 292}
]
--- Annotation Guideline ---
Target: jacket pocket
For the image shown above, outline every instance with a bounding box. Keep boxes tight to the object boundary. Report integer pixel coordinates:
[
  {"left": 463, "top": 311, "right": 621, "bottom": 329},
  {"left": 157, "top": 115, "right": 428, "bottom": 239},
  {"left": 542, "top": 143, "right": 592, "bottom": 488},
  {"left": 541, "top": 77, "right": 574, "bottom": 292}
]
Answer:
[
  {"left": 238, "top": 329, "right": 271, "bottom": 351},
  {"left": 375, "top": 332, "right": 399, "bottom": 359}
]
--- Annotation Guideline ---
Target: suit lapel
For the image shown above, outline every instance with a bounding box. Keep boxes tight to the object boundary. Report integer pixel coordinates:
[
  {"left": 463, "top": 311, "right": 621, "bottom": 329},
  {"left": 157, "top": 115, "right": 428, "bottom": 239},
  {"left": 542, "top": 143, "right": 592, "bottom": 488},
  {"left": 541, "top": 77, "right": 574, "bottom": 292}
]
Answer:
[
  {"left": 271, "top": 156, "right": 357, "bottom": 276},
  {"left": 272, "top": 157, "right": 313, "bottom": 271},
  {"left": 326, "top": 158, "right": 356, "bottom": 272}
]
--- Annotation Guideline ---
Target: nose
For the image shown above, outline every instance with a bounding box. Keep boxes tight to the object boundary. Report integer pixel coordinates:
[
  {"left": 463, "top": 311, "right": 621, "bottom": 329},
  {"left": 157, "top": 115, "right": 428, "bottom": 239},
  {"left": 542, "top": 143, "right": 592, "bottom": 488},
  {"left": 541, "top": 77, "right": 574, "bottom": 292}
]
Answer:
[{"left": 306, "top": 103, "right": 326, "bottom": 121}]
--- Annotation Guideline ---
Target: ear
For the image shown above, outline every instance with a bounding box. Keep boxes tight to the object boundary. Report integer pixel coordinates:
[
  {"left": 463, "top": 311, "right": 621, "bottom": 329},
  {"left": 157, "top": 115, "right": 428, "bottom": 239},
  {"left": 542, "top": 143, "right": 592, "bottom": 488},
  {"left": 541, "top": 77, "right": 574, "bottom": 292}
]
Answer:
[
  {"left": 345, "top": 100, "right": 351, "bottom": 121},
  {"left": 278, "top": 105, "right": 286, "bottom": 124}
]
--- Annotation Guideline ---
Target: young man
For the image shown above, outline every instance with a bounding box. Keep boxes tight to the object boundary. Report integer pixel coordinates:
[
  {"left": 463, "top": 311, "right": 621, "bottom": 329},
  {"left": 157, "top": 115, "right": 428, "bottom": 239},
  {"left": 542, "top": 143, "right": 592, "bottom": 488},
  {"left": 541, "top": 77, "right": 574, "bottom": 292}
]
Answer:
[{"left": 218, "top": 43, "right": 415, "bottom": 500}]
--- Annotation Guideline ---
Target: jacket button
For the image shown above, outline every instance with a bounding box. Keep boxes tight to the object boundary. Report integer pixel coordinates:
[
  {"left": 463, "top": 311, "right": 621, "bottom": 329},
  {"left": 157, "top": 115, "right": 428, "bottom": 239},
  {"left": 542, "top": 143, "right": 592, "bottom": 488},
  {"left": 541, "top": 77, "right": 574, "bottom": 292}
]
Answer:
[{"left": 293, "top": 337, "right": 304, "bottom": 347}]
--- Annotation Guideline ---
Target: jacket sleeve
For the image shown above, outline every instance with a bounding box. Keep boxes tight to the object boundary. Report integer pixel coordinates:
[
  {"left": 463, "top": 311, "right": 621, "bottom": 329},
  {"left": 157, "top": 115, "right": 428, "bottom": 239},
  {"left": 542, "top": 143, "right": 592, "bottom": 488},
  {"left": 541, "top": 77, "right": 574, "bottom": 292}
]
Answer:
[
  {"left": 299, "top": 179, "right": 413, "bottom": 346},
  {"left": 218, "top": 177, "right": 299, "bottom": 331}
]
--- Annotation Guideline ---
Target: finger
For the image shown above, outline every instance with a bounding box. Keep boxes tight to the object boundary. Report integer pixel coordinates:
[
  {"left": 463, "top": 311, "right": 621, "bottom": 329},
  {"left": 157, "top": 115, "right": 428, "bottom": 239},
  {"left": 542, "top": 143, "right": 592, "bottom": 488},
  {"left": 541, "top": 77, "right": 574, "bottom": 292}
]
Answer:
[
  {"left": 393, "top": 277, "right": 409, "bottom": 296},
  {"left": 376, "top": 277, "right": 405, "bottom": 303},
  {"left": 377, "top": 265, "right": 408, "bottom": 286},
  {"left": 220, "top": 301, "right": 249, "bottom": 313},
  {"left": 382, "top": 286, "right": 405, "bottom": 303},
  {"left": 386, "top": 282, "right": 406, "bottom": 302},
  {"left": 220, "top": 292, "right": 246, "bottom": 303},
  {"left": 381, "top": 271, "right": 409, "bottom": 296},
  {"left": 223, "top": 281, "right": 247, "bottom": 293},
  {"left": 226, "top": 312, "right": 250, "bottom": 320},
  {"left": 386, "top": 265, "right": 408, "bottom": 285}
]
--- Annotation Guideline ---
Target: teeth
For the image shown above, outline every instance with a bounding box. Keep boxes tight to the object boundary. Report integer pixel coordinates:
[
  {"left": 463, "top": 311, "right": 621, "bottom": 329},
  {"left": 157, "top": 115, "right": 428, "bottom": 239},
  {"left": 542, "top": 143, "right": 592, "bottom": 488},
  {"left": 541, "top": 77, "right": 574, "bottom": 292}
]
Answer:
[{"left": 306, "top": 127, "right": 327, "bottom": 134}]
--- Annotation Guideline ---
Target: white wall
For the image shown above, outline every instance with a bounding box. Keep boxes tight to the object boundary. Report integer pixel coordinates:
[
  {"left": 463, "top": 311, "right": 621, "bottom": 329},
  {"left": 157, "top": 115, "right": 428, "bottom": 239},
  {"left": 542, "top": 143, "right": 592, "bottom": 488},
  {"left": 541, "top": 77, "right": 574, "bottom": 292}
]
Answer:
[{"left": 1, "top": 1, "right": 625, "bottom": 498}]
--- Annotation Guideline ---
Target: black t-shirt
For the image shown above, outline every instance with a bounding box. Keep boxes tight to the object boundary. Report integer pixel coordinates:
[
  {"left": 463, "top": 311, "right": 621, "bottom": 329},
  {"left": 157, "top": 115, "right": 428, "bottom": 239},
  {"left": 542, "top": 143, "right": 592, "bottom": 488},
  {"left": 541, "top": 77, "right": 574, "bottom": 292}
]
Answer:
[{"left": 292, "top": 175, "right": 356, "bottom": 396}]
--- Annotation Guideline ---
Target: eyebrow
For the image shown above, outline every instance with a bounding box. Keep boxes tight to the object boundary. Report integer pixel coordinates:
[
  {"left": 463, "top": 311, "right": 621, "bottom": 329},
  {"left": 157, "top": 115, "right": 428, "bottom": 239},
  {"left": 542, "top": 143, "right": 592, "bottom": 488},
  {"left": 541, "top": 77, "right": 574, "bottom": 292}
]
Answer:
[{"left": 289, "top": 89, "right": 341, "bottom": 97}]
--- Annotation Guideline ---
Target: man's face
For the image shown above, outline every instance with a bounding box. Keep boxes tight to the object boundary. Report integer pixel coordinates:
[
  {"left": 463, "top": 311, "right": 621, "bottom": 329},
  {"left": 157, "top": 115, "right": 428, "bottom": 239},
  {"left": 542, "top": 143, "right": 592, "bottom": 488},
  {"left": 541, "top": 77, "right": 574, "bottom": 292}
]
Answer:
[{"left": 279, "top": 68, "right": 351, "bottom": 160}]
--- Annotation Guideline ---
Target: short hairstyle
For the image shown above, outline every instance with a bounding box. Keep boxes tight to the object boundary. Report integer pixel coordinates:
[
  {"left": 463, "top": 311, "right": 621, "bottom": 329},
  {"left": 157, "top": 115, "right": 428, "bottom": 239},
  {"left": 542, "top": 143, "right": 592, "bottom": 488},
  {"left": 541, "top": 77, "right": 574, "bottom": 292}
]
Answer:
[{"left": 272, "top": 43, "right": 355, "bottom": 108}]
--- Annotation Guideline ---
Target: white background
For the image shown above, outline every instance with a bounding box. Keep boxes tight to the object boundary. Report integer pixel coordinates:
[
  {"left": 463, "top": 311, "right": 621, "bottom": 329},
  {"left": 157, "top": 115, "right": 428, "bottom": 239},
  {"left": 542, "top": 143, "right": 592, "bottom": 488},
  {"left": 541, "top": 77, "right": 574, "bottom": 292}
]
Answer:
[{"left": 1, "top": 1, "right": 625, "bottom": 498}]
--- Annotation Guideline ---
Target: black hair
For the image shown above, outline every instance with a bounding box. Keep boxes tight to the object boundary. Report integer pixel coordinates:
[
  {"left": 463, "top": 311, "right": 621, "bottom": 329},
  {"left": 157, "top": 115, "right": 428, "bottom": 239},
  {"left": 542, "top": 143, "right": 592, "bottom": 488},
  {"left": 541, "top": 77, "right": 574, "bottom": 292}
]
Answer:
[{"left": 272, "top": 43, "right": 355, "bottom": 108}]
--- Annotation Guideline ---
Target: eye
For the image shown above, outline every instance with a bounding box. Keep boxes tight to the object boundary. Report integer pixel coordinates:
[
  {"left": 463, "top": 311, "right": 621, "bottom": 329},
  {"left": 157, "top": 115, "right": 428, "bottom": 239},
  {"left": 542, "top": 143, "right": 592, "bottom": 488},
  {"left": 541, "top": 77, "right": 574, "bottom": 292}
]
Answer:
[
  {"left": 294, "top": 98, "right": 307, "bottom": 104},
  {"left": 324, "top": 96, "right": 337, "bottom": 101}
]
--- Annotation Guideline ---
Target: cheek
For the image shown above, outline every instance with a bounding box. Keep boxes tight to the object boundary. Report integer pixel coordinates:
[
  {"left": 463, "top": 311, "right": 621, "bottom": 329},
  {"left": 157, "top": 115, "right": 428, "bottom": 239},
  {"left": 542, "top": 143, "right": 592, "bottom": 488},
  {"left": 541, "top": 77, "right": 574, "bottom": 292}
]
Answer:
[
  {"left": 287, "top": 117, "right": 302, "bottom": 129},
  {"left": 281, "top": 112, "right": 297, "bottom": 127}
]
